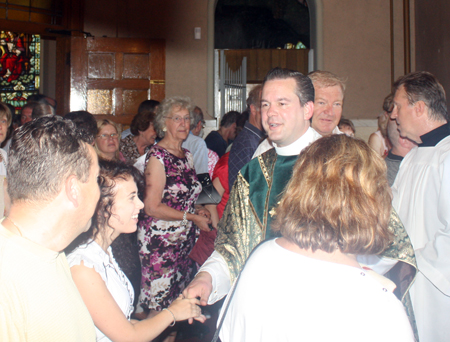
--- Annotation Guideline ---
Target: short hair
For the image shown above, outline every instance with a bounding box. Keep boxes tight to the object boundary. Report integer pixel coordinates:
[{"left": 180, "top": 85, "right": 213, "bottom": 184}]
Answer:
[
  {"left": 7, "top": 116, "right": 92, "bottom": 203},
  {"left": 65, "top": 111, "right": 98, "bottom": 144},
  {"left": 66, "top": 159, "right": 144, "bottom": 253},
  {"left": 338, "top": 118, "right": 355, "bottom": 134},
  {"left": 154, "top": 96, "right": 193, "bottom": 138},
  {"left": 308, "top": 70, "right": 346, "bottom": 94},
  {"left": 247, "top": 84, "right": 262, "bottom": 109},
  {"left": 382, "top": 93, "right": 394, "bottom": 114},
  {"left": 31, "top": 103, "right": 55, "bottom": 119},
  {"left": 0, "top": 102, "right": 12, "bottom": 126},
  {"left": 263, "top": 67, "right": 315, "bottom": 106},
  {"left": 272, "top": 134, "right": 392, "bottom": 255},
  {"left": 190, "top": 106, "right": 204, "bottom": 131},
  {"left": 393, "top": 71, "right": 448, "bottom": 122},
  {"left": 220, "top": 111, "right": 239, "bottom": 128},
  {"left": 138, "top": 99, "right": 160, "bottom": 114},
  {"left": 130, "top": 110, "right": 156, "bottom": 136}
]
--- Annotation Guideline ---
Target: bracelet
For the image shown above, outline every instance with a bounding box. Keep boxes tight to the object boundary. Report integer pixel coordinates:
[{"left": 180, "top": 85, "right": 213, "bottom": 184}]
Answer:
[
  {"left": 163, "top": 308, "right": 176, "bottom": 327},
  {"left": 181, "top": 210, "right": 188, "bottom": 226}
]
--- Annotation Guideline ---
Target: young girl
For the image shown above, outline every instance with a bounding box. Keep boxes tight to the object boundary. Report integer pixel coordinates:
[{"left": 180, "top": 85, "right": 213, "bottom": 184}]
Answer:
[{"left": 67, "top": 160, "right": 204, "bottom": 341}]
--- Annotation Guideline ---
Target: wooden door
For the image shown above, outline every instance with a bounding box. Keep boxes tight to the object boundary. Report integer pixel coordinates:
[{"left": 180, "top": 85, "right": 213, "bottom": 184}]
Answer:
[{"left": 69, "top": 37, "right": 165, "bottom": 125}]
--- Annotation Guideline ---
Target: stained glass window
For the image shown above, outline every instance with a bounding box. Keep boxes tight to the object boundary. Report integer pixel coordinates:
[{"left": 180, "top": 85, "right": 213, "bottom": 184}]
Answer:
[{"left": 0, "top": 31, "right": 40, "bottom": 115}]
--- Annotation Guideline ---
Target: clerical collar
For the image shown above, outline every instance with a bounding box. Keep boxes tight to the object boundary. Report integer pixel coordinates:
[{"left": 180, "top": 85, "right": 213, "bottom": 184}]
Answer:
[
  {"left": 419, "top": 122, "right": 450, "bottom": 147},
  {"left": 273, "top": 127, "right": 321, "bottom": 156}
]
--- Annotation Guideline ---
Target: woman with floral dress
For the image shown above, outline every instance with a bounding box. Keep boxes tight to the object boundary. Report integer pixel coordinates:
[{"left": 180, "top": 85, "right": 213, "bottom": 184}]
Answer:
[{"left": 136, "top": 97, "right": 211, "bottom": 333}]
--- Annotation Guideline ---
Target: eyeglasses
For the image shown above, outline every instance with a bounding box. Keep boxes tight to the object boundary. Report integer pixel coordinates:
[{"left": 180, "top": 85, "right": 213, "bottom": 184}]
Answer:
[
  {"left": 97, "top": 133, "right": 119, "bottom": 140},
  {"left": 164, "top": 116, "right": 191, "bottom": 124}
]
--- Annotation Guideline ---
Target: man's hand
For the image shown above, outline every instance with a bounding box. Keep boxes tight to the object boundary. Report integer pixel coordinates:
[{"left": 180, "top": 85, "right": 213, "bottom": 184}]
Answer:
[
  {"left": 183, "top": 271, "right": 212, "bottom": 305},
  {"left": 183, "top": 271, "right": 214, "bottom": 323}
]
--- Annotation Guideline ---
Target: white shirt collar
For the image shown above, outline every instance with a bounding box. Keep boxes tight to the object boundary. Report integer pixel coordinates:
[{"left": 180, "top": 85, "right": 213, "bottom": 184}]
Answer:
[
  {"left": 310, "top": 126, "right": 343, "bottom": 137},
  {"left": 273, "top": 127, "right": 322, "bottom": 156}
]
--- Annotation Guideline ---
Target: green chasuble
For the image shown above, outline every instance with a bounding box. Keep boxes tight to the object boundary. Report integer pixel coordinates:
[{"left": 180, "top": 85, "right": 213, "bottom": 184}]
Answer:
[{"left": 215, "top": 147, "right": 419, "bottom": 340}]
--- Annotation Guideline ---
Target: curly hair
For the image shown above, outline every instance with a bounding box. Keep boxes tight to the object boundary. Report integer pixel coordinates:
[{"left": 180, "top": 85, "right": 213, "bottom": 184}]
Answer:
[
  {"left": 154, "top": 96, "right": 193, "bottom": 138},
  {"left": 272, "top": 134, "right": 392, "bottom": 255},
  {"left": 65, "top": 160, "right": 144, "bottom": 253}
]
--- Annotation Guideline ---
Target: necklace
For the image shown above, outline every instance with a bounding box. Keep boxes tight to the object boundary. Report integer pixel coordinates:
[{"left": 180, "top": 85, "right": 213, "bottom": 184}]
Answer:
[{"left": 5, "top": 216, "right": 23, "bottom": 237}]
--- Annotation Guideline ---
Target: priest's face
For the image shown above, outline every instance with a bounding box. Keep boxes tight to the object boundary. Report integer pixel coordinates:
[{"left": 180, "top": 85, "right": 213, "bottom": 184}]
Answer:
[
  {"left": 261, "top": 78, "right": 314, "bottom": 147},
  {"left": 391, "top": 85, "right": 420, "bottom": 143}
]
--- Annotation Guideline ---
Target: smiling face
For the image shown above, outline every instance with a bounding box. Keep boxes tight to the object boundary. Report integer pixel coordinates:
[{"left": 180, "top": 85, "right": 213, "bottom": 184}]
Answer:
[
  {"left": 261, "top": 78, "right": 313, "bottom": 147},
  {"left": 95, "top": 124, "right": 119, "bottom": 159},
  {"left": 164, "top": 106, "right": 191, "bottom": 142},
  {"left": 311, "top": 85, "right": 344, "bottom": 136},
  {"left": 108, "top": 177, "right": 144, "bottom": 240}
]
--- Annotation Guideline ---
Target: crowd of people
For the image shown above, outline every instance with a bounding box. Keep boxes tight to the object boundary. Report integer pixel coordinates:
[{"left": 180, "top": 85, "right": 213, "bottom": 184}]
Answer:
[{"left": 0, "top": 67, "right": 448, "bottom": 342}]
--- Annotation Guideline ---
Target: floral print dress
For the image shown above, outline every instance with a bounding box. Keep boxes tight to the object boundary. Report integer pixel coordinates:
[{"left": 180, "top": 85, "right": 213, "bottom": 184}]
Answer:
[{"left": 137, "top": 145, "right": 201, "bottom": 311}]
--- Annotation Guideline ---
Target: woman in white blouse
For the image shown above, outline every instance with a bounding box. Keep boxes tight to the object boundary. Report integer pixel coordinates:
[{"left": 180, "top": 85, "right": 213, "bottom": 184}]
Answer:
[{"left": 67, "top": 160, "right": 204, "bottom": 342}]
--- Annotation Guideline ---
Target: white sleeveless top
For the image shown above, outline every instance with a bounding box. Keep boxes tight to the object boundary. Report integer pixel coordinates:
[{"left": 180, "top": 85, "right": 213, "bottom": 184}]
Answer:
[{"left": 67, "top": 240, "right": 134, "bottom": 342}]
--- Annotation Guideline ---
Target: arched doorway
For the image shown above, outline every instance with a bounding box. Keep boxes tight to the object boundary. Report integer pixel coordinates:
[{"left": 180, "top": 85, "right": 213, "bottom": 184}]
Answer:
[{"left": 206, "top": 0, "right": 323, "bottom": 116}]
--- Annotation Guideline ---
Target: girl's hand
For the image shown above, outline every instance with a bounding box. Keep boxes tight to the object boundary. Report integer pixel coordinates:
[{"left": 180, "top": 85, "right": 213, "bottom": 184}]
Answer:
[{"left": 167, "top": 295, "right": 207, "bottom": 323}]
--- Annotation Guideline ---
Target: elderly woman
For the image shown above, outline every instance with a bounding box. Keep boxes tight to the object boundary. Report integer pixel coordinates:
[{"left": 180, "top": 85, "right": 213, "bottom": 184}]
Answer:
[
  {"left": 95, "top": 119, "right": 126, "bottom": 161},
  {"left": 67, "top": 160, "right": 204, "bottom": 342},
  {"left": 120, "top": 111, "right": 157, "bottom": 164},
  {"left": 219, "top": 135, "right": 414, "bottom": 342},
  {"left": 137, "top": 97, "right": 211, "bottom": 324}
]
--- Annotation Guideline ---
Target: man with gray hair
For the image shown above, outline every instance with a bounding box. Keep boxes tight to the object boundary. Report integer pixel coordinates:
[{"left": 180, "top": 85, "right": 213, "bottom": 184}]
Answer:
[
  {"left": 181, "top": 106, "right": 209, "bottom": 174},
  {"left": 0, "top": 116, "right": 99, "bottom": 341},
  {"left": 391, "top": 71, "right": 450, "bottom": 342}
]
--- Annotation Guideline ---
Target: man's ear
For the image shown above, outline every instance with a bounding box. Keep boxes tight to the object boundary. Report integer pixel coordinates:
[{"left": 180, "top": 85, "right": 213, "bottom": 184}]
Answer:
[
  {"left": 303, "top": 101, "right": 315, "bottom": 121},
  {"left": 414, "top": 101, "right": 426, "bottom": 118},
  {"left": 65, "top": 175, "right": 80, "bottom": 208}
]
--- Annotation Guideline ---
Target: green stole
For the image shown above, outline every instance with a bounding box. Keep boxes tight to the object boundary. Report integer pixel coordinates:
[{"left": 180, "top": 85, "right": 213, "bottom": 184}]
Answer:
[{"left": 245, "top": 150, "right": 298, "bottom": 240}]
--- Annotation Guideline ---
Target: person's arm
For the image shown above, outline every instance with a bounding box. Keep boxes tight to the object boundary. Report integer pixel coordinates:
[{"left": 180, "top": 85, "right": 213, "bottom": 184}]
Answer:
[
  {"left": 144, "top": 155, "right": 210, "bottom": 231},
  {"left": 183, "top": 250, "right": 232, "bottom": 307},
  {"left": 71, "top": 263, "right": 205, "bottom": 342}
]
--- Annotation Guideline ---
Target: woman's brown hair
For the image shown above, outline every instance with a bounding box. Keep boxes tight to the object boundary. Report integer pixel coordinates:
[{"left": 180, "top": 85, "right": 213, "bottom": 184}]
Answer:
[{"left": 272, "top": 134, "right": 392, "bottom": 255}]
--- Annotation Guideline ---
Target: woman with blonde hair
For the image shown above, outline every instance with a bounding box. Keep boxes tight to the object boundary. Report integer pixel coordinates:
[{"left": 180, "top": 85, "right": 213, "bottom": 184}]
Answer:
[
  {"left": 219, "top": 134, "right": 414, "bottom": 342},
  {"left": 95, "top": 119, "right": 126, "bottom": 162}
]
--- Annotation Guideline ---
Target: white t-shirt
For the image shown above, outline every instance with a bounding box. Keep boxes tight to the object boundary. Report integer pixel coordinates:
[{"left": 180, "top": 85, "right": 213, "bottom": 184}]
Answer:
[
  {"left": 67, "top": 241, "right": 134, "bottom": 342},
  {"left": 219, "top": 239, "right": 414, "bottom": 342}
]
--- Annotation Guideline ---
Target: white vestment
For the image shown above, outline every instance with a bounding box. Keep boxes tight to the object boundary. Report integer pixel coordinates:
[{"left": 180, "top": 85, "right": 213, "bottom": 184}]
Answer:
[
  {"left": 219, "top": 239, "right": 414, "bottom": 342},
  {"left": 392, "top": 131, "right": 450, "bottom": 342}
]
